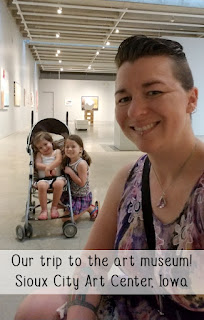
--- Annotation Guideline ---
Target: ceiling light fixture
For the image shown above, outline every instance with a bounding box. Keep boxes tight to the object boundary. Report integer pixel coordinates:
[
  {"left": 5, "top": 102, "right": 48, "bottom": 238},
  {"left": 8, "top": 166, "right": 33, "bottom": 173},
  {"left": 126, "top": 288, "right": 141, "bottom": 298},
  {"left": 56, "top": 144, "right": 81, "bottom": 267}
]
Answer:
[
  {"left": 106, "top": 41, "right": 110, "bottom": 46},
  {"left": 56, "top": 33, "right": 60, "bottom": 38},
  {"left": 57, "top": 49, "right": 61, "bottom": 54},
  {"left": 102, "top": 46, "right": 105, "bottom": 49},
  {"left": 60, "top": 68, "right": 63, "bottom": 71},
  {"left": 59, "top": 60, "right": 62, "bottom": 63},
  {"left": 57, "top": 7, "right": 62, "bottom": 14},
  {"left": 115, "top": 29, "right": 119, "bottom": 33},
  {"left": 56, "top": 53, "right": 58, "bottom": 57},
  {"left": 96, "top": 51, "right": 99, "bottom": 55},
  {"left": 170, "top": 17, "right": 175, "bottom": 23},
  {"left": 88, "top": 65, "right": 91, "bottom": 70}
]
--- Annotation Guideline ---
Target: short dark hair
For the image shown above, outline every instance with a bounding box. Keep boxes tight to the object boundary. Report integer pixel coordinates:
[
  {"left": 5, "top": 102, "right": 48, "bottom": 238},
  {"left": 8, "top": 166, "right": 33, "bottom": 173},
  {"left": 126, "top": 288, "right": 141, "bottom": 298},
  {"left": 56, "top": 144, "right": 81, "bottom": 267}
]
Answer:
[{"left": 115, "top": 35, "right": 194, "bottom": 91}]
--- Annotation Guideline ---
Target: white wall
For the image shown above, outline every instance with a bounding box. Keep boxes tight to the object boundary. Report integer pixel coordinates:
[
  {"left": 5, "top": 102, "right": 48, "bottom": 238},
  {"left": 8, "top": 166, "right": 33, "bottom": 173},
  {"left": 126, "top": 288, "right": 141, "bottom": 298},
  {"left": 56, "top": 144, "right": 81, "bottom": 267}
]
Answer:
[
  {"left": 165, "top": 37, "right": 204, "bottom": 136},
  {"left": 0, "top": 0, "right": 39, "bottom": 139},
  {"left": 39, "top": 79, "right": 115, "bottom": 124}
]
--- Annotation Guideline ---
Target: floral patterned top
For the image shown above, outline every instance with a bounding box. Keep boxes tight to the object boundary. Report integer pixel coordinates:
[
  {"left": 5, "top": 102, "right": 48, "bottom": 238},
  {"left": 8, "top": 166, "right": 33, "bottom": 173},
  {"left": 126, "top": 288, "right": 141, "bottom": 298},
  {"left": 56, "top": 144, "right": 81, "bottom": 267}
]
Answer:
[
  {"left": 97, "top": 154, "right": 204, "bottom": 320},
  {"left": 68, "top": 158, "right": 90, "bottom": 197}
]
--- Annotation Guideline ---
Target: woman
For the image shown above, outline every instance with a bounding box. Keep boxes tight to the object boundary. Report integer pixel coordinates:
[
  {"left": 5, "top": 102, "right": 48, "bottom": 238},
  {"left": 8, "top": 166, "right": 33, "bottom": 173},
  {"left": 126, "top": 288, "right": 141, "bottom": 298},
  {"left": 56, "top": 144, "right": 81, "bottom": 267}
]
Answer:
[{"left": 15, "top": 36, "right": 204, "bottom": 320}]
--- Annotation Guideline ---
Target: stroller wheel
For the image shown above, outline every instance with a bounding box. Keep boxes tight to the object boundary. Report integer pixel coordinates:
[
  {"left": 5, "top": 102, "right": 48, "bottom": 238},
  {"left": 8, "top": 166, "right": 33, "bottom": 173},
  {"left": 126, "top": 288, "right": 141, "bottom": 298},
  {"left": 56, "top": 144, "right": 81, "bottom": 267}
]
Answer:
[
  {"left": 16, "top": 225, "right": 25, "bottom": 241},
  {"left": 24, "top": 223, "right": 33, "bottom": 238},
  {"left": 63, "top": 221, "right": 77, "bottom": 238}
]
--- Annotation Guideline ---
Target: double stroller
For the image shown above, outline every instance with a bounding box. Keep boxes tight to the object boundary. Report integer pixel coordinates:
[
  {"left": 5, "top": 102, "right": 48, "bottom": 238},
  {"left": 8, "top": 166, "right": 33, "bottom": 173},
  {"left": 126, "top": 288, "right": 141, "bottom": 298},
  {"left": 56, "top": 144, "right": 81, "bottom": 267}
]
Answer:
[{"left": 15, "top": 114, "right": 77, "bottom": 241}]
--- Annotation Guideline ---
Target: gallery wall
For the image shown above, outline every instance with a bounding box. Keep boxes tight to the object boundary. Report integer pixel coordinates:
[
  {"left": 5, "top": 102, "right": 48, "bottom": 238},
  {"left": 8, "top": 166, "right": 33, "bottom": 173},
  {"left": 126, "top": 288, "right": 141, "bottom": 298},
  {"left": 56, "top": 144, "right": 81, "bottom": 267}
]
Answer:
[
  {"left": 39, "top": 79, "right": 115, "bottom": 124},
  {"left": 169, "top": 36, "right": 204, "bottom": 136},
  {"left": 0, "top": 0, "right": 39, "bottom": 140}
]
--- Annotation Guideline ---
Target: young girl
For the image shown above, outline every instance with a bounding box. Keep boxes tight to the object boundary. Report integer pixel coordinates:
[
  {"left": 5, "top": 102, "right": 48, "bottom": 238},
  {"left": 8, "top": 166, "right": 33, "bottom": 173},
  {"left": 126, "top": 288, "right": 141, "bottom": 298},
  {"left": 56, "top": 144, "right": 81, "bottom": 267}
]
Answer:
[
  {"left": 32, "top": 131, "right": 66, "bottom": 220},
  {"left": 60, "top": 134, "right": 98, "bottom": 221}
]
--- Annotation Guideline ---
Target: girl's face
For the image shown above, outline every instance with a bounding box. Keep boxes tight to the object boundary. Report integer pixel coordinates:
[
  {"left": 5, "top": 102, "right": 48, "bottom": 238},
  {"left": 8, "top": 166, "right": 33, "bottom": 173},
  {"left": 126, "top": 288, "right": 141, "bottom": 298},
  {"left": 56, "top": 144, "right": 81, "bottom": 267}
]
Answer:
[
  {"left": 115, "top": 55, "right": 198, "bottom": 154},
  {"left": 36, "top": 139, "right": 53, "bottom": 156},
  {"left": 65, "top": 139, "right": 82, "bottom": 160}
]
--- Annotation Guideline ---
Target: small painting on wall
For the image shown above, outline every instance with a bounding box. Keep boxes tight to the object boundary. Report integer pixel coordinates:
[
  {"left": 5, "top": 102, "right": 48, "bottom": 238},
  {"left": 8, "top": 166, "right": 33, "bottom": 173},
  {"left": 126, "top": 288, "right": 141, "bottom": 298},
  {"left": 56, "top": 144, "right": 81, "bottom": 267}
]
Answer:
[
  {"left": 14, "top": 81, "right": 21, "bottom": 107},
  {"left": 0, "top": 68, "right": 9, "bottom": 110},
  {"left": 65, "top": 97, "right": 72, "bottom": 107},
  {"left": 23, "top": 88, "right": 26, "bottom": 106},
  {"left": 30, "top": 92, "right": 34, "bottom": 108},
  {"left": 81, "top": 96, "right": 98, "bottom": 111}
]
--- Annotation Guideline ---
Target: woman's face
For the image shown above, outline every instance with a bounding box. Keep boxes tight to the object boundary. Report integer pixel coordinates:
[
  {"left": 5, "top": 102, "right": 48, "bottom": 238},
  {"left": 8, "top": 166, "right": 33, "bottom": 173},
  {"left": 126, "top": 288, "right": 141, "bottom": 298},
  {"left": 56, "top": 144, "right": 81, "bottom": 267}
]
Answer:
[{"left": 115, "top": 56, "right": 197, "bottom": 153}]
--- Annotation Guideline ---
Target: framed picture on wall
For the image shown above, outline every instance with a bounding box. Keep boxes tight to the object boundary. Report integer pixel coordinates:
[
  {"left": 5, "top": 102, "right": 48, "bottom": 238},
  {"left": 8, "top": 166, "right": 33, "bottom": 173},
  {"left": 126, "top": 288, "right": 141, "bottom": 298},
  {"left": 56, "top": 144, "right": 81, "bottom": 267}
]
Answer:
[
  {"left": 0, "top": 67, "right": 9, "bottom": 110},
  {"left": 14, "top": 81, "right": 21, "bottom": 107},
  {"left": 30, "top": 91, "right": 34, "bottom": 108},
  {"left": 81, "top": 96, "right": 98, "bottom": 111}
]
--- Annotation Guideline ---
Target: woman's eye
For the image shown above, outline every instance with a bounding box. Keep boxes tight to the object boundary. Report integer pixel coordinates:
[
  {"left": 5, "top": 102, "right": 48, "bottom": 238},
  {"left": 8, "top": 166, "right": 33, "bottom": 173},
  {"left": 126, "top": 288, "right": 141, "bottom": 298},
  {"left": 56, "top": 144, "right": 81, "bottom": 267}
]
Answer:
[
  {"left": 147, "top": 90, "right": 162, "bottom": 96},
  {"left": 118, "top": 96, "right": 131, "bottom": 104}
]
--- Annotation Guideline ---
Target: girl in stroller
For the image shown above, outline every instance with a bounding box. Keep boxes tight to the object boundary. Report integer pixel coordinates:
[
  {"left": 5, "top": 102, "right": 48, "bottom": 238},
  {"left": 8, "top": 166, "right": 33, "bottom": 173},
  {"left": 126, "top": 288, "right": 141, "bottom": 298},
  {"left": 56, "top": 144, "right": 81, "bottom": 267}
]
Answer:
[
  {"left": 33, "top": 131, "right": 66, "bottom": 220},
  {"left": 60, "top": 134, "right": 98, "bottom": 221}
]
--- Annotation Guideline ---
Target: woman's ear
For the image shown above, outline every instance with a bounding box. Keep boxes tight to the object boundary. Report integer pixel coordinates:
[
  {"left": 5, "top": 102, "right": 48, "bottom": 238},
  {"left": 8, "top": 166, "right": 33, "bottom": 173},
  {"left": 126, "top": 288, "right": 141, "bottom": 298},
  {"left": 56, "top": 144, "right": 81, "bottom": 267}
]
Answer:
[{"left": 187, "top": 87, "right": 198, "bottom": 114}]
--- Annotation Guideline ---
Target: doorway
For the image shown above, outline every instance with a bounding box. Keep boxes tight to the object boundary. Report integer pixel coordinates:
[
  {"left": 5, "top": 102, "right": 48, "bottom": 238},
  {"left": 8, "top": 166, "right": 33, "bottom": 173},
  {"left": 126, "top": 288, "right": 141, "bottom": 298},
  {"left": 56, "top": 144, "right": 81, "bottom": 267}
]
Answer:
[{"left": 39, "top": 91, "right": 54, "bottom": 120}]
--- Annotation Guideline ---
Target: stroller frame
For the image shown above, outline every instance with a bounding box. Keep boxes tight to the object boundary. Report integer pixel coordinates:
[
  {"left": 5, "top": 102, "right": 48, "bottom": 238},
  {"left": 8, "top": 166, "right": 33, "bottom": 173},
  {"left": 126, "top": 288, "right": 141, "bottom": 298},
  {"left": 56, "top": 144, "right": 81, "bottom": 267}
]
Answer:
[{"left": 16, "top": 112, "right": 77, "bottom": 241}]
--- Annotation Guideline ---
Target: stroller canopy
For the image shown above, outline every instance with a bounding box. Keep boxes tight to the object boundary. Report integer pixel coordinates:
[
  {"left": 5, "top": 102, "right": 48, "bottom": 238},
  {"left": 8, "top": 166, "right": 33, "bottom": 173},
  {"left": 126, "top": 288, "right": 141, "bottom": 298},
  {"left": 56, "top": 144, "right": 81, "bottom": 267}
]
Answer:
[{"left": 27, "top": 118, "right": 69, "bottom": 148}]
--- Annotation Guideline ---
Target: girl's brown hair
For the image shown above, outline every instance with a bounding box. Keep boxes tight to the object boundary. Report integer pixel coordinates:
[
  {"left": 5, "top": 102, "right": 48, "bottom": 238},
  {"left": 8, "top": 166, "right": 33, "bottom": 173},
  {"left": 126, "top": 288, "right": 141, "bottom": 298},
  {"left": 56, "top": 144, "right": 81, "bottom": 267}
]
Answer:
[
  {"left": 63, "top": 134, "right": 92, "bottom": 167},
  {"left": 32, "top": 131, "right": 54, "bottom": 152}
]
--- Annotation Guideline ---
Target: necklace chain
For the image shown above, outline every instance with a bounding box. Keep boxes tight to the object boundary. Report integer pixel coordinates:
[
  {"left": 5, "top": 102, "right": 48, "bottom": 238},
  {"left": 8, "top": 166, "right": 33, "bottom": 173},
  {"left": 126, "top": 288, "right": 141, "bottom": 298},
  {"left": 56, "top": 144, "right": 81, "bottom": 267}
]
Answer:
[{"left": 151, "top": 142, "right": 196, "bottom": 209}]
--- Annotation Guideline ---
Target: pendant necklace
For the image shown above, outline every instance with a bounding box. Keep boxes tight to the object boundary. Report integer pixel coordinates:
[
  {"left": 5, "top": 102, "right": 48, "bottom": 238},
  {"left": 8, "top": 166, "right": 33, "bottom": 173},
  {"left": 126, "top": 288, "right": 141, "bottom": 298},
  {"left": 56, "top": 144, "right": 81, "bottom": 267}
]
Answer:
[{"left": 151, "top": 142, "right": 196, "bottom": 209}]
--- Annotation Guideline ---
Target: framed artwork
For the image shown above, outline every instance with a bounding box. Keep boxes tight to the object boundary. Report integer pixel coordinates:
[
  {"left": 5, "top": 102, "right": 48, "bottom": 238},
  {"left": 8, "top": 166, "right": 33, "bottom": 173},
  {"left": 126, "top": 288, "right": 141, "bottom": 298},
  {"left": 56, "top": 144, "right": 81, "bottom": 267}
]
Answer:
[
  {"left": 81, "top": 96, "right": 98, "bottom": 111},
  {"left": 0, "top": 68, "right": 9, "bottom": 110},
  {"left": 65, "top": 97, "right": 72, "bottom": 107},
  {"left": 14, "top": 81, "right": 21, "bottom": 107},
  {"left": 23, "top": 88, "right": 26, "bottom": 106},
  {"left": 30, "top": 91, "right": 34, "bottom": 108}
]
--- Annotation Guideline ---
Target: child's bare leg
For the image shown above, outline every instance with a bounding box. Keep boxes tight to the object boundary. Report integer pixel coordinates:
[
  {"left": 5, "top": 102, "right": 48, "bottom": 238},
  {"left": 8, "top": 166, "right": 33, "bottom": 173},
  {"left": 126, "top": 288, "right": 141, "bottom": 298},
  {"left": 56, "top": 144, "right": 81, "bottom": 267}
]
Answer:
[
  {"left": 62, "top": 209, "right": 86, "bottom": 222},
  {"left": 37, "top": 181, "right": 49, "bottom": 219},
  {"left": 51, "top": 179, "right": 65, "bottom": 218}
]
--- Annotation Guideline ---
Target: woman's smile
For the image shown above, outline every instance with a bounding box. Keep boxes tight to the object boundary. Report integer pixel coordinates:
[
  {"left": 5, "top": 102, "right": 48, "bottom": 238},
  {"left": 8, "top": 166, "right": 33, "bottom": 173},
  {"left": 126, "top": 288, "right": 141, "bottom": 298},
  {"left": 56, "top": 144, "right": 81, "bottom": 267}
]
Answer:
[{"left": 130, "top": 121, "right": 160, "bottom": 135}]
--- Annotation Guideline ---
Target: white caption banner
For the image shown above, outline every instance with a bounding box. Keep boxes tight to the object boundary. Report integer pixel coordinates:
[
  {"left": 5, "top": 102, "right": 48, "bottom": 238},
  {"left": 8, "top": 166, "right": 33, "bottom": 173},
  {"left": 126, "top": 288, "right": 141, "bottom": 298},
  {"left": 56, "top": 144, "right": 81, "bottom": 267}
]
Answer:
[{"left": 0, "top": 250, "right": 203, "bottom": 295}]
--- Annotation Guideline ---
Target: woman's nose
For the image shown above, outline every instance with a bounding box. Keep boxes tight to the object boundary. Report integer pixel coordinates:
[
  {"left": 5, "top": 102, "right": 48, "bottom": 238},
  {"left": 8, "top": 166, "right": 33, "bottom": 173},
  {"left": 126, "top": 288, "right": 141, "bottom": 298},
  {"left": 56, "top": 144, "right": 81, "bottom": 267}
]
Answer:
[{"left": 127, "top": 97, "right": 148, "bottom": 118}]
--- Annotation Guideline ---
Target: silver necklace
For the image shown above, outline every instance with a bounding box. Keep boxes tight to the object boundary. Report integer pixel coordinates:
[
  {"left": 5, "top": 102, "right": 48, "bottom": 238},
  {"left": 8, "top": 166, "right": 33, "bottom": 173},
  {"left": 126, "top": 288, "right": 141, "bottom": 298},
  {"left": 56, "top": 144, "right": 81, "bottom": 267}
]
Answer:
[{"left": 151, "top": 143, "right": 196, "bottom": 209}]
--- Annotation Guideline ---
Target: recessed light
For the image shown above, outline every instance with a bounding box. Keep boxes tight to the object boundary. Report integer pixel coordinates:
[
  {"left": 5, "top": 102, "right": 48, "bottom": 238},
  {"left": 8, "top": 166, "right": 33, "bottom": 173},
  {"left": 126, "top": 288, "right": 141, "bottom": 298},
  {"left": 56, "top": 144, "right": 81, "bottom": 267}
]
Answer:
[
  {"left": 56, "top": 33, "right": 60, "bottom": 38},
  {"left": 57, "top": 7, "right": 62, "bottom": 14}
]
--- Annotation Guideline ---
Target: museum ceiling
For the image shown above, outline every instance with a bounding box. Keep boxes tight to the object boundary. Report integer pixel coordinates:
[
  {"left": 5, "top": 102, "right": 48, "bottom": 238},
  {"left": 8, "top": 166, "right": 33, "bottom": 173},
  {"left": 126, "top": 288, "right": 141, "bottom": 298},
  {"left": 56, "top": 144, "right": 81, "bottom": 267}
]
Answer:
[{"left": 6, "top": 0, "right": 204, "bottom": 74}]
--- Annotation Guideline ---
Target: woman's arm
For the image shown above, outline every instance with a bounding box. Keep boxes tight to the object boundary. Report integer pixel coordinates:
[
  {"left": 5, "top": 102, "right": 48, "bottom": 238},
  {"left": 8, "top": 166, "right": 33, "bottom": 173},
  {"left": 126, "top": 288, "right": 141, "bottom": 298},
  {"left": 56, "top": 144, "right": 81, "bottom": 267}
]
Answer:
[
  {"left": 66, "top": 162, "right": 134, "bottom": 320},
  {"left": 64, "top": 160, "right": 87, "bottom": 187}
]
